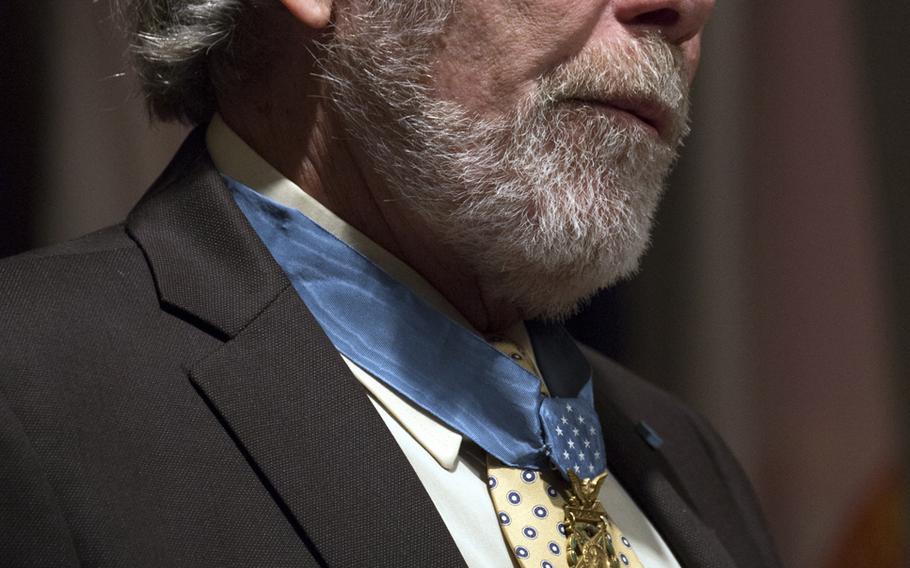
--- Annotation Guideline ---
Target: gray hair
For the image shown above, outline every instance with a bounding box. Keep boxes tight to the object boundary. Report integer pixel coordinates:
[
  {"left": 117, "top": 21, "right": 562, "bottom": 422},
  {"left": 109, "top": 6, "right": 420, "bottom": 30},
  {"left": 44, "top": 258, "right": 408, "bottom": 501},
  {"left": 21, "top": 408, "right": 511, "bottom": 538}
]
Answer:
[
  {"left": 120, "top": 0, "right": 453, "bottom": 125},
  {"left": 120, "top": 0, "right": 266, "bottom": 124}
]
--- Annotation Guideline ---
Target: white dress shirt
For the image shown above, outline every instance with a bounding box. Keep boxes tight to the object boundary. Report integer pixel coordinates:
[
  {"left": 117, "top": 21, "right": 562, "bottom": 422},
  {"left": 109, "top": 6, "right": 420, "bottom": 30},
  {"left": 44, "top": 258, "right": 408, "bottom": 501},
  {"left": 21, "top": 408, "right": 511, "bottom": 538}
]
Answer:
[{"left": 206, "top": 114, "right": 682, "bottom": 568}]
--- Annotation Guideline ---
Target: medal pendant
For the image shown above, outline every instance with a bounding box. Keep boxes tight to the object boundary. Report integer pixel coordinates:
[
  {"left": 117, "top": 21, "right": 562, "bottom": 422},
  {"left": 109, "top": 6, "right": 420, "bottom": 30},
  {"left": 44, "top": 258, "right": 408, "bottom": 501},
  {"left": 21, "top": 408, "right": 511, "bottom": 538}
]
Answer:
[{"left": 564, "top": 471, "right": 620, "bottom": 568}]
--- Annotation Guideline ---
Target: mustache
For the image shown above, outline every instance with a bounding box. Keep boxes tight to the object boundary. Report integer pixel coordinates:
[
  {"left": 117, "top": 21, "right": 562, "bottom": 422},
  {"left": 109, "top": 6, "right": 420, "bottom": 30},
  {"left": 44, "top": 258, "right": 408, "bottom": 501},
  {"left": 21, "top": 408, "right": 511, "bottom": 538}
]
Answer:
[{"left": 535, "top": 34, "right": 691, "bottom": 143}]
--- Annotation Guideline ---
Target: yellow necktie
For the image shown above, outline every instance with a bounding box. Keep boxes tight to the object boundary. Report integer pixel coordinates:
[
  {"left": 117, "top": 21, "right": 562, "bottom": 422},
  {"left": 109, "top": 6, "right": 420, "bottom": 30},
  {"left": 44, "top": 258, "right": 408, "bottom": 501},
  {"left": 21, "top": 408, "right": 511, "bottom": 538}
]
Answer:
[{"left": 486, "top": 336, "right": 646, "bottom": 568}]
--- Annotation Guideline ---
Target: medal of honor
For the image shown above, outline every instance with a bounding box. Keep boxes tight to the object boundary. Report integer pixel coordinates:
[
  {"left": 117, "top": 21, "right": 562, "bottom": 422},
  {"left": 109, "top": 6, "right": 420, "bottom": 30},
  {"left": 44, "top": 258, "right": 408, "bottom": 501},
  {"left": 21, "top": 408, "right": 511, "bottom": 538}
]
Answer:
[{"left": 564, "top": 470, "right": 621, "bottom": 568}]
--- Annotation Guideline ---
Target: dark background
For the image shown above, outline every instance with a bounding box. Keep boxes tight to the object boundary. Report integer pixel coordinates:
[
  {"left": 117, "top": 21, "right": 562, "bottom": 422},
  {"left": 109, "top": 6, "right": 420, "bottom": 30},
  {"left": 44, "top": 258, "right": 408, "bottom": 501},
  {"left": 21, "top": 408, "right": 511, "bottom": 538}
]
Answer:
[{"left": 2, "top": 2, "right": 907, "bottom": 566}]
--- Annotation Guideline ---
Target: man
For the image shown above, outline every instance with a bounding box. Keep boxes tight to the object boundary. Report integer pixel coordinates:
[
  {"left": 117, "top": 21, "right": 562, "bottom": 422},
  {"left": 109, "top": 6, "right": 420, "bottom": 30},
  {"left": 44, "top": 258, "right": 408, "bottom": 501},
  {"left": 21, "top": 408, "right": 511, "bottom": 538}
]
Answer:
[{"left": 0, "top": 0, "right": 780, "bottom": 566}]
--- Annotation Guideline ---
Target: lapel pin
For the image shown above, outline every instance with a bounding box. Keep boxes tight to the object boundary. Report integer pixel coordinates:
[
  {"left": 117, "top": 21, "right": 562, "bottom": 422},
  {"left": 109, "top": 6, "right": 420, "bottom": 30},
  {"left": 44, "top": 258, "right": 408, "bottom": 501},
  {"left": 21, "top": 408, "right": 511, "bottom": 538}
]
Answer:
[{"left": 635, "top": 421, "right": 664, "bottom": 450}]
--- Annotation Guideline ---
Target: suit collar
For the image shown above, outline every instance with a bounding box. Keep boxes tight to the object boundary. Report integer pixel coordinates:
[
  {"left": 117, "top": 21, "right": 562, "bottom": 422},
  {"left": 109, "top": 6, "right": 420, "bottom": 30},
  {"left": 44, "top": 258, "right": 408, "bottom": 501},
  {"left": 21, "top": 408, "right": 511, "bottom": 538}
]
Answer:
[
  {"left": 126, "top": 127, "right": 287, "bottom": 338},
  {"left": 126, "top": 129, "right": 465, "bottom": 567}
]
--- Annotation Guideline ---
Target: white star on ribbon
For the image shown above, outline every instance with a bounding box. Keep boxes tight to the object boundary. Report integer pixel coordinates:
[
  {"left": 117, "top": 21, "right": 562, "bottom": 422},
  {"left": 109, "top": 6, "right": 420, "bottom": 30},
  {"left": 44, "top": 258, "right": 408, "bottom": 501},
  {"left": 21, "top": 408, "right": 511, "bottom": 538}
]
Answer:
[
  {"left": 561, "top": 416, "right": 568, "bottom": 425},
  {"left": 566, "top": 404, "right": 574, "bottom": 413},
  {"left": 567, "top": 440, "right": 575, "bottom": 449},
  {"left": 572, "top": 427, "right": 580, "bottom": 436},
  {"left": 556, "top": 426, "right": 564, "bottom": 436},
  {"left": 583, "top": 439, "right": 591, "bottom": 448}
]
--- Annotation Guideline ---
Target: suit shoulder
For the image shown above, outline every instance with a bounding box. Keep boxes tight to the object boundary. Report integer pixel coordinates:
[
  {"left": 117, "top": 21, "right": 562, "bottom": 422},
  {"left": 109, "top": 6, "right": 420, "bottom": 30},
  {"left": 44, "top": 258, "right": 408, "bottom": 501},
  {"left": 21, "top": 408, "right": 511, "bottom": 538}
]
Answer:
[
  {"left": 0, "top": 224, "right": 142, "bottom": 295},
  {"left": 5, "top": 224, "right": 134, "bottom": 261},
  {"left": 0, "top": 225, "right": 159, "bottom": 367},
  {"left": 0, "top": 224, "right": 140, "bottom": 299},
  {"left": 0, "top": 224, "right": 152, "bottom": 322}
]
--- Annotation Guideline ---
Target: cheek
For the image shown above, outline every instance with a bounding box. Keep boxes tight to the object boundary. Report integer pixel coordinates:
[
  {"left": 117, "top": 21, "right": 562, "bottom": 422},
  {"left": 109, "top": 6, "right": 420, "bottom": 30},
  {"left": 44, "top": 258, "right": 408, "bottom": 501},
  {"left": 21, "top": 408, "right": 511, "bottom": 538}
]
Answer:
[{"left": 431, "top": 4, "right": 602, "bottom": 115}]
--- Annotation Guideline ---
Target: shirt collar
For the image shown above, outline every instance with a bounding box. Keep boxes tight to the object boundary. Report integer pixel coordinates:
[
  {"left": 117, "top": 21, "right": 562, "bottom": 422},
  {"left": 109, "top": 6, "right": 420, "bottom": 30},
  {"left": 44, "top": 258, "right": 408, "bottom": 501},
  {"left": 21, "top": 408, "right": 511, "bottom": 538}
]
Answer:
[{"left": 206, "top": 114, "right": 541, "bottom": 471}]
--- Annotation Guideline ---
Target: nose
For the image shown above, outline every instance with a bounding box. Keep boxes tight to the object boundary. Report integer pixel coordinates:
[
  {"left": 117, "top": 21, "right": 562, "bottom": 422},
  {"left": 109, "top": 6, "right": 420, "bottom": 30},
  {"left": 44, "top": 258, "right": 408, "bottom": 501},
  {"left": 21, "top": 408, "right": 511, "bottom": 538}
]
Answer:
[{"left": 612, "top": 0, "right": 715, "bottom": 45}]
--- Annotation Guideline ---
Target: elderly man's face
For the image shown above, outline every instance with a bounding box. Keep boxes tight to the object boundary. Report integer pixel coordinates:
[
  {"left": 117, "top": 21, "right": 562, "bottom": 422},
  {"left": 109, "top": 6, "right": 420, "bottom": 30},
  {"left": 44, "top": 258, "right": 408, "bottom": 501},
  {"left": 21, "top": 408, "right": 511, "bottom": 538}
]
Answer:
[{"left": 323, "top": 0, "right": 714, "bottom": 321}]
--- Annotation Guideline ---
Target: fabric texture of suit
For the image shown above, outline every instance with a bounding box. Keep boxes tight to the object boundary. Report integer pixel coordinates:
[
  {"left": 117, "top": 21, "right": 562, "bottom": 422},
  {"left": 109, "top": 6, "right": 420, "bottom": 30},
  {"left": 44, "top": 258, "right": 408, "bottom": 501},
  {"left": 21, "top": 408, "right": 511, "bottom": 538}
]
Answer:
[{"left": 0, "top": 128, "right": 781, "bottom": 568}]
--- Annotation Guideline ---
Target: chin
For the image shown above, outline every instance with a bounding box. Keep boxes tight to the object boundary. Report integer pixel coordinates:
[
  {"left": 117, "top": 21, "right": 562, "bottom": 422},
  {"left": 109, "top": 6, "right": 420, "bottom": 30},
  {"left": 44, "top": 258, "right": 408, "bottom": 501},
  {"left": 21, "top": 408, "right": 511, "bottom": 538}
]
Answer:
[{"left": 481, "top": 244, "right": 648, "bottom": 323}]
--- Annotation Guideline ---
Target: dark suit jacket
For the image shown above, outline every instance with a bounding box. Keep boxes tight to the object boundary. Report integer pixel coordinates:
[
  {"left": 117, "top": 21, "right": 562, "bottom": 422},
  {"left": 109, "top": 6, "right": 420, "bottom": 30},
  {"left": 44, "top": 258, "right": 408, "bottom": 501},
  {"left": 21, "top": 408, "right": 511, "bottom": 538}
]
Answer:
[{"left": 0, "top": 129, "right": 781, "bottom": 568}]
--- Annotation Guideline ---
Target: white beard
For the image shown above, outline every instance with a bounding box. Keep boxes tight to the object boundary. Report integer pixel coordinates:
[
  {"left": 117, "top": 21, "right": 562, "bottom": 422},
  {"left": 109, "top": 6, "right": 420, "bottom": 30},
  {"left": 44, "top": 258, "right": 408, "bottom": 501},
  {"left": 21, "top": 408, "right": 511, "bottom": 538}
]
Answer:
[{"left": 321, "top": 5, "right": 690, "bottom": 320}]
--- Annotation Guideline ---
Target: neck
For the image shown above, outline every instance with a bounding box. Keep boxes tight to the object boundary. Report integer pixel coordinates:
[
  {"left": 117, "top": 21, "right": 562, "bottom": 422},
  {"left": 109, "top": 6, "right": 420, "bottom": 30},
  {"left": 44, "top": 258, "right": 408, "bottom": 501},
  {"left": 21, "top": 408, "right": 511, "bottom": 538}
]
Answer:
[{"left": 218, "top": 82, "right": 521, "bottom": 333}]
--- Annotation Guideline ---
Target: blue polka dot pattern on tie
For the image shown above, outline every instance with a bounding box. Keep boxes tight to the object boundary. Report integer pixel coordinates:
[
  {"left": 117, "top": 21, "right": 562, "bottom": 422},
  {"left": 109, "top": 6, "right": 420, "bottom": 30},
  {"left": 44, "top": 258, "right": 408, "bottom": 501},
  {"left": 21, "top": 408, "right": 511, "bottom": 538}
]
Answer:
[
  {"left": 508, "top": 491, "right": 522, "bottom": 505},
  {"left": 498, "top": 512, "right": 511, "bottom": 525},
  {"left": 522, "top": 470, "right": 537, "bottom": 483},
  {"left": 516, "top": 546, "right": 530, "bottom": 559},
  {"left": 542, "top": 562, "right": 554, "bottom": 568},
  {"left": 548, "top": 541, "right": 561, "bottom": 555},
  {"left": 487, "top": 456, "right": 571, "bottom": 568}
]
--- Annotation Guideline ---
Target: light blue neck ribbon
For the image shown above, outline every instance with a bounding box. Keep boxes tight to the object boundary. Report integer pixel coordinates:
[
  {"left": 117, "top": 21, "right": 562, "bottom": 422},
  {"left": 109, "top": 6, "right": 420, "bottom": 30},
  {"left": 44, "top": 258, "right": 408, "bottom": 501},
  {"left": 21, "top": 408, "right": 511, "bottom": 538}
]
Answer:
[{"left": 228, "top": 176, "right": 608, "bottom": 479}]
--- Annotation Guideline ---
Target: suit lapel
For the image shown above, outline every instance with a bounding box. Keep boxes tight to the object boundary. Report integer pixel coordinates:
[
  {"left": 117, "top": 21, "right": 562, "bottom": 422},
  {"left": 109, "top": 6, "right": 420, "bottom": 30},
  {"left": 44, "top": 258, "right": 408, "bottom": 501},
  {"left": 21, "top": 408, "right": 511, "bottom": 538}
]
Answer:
[
  {"left": 189, "top": 286, "right": 465, "bottom": 567},
  {"left": 127, "top": 129, "right": 465, "bottom": 567},
  {"left": 594, "top": 393, "right": 736, "bottom": 568}
]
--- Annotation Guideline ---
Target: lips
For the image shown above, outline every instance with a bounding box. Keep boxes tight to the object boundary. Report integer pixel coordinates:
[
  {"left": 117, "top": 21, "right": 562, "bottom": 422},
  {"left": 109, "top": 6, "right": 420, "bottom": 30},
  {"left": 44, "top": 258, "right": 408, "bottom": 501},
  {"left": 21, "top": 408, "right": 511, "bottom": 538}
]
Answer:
[{"left": 567, "top": 96, "right": 671, "bottom": 139}]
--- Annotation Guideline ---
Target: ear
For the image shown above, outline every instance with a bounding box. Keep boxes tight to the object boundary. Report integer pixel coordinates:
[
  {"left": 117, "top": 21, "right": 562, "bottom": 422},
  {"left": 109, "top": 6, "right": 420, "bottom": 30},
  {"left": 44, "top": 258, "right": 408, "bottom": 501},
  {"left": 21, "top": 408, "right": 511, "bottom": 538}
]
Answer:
[{"left": 279, "top": 0, "right": 332, "bottom": 29}]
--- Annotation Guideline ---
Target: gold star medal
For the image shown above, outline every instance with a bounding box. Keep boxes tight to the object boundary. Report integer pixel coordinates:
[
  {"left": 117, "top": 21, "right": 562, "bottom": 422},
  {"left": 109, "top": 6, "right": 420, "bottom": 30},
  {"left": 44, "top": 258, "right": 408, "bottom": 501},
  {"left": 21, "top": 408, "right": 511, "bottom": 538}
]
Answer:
[{"left": 564, "top": 470, "right": 621, "bottom": 568}]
